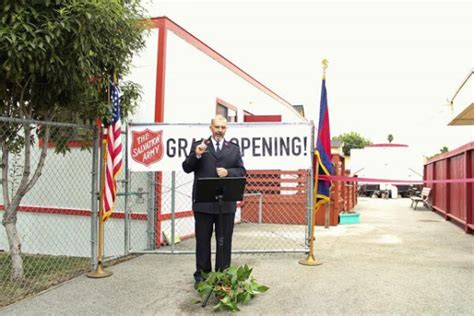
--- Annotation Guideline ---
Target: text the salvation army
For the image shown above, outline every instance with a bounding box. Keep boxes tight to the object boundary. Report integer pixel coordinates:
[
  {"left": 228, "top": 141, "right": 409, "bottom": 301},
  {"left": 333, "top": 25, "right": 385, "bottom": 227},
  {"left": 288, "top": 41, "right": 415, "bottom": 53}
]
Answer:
[{"left": 132, "top": 133, "right": 161, "bottom": 161}]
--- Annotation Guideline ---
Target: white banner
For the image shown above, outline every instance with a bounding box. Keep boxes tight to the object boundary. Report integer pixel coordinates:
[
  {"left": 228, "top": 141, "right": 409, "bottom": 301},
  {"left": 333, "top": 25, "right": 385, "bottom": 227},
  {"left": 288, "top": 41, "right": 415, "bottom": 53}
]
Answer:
[{"left": 127, "top": 123, "right": 313, "bottom": 171}]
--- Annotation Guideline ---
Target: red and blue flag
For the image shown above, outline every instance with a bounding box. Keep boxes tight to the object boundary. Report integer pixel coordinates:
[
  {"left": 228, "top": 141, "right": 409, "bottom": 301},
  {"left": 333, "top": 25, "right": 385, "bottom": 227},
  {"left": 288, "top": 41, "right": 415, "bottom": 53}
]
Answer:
[{"left": 315, "top": 78, "right": 333, "bottom": 208}]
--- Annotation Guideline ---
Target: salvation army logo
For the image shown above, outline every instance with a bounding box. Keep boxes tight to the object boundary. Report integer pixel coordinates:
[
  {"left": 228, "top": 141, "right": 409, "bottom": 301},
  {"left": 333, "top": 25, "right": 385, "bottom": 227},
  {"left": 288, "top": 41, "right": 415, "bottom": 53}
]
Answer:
[{"left": 131, "top": 129, "right": 164, "bottom": 166}]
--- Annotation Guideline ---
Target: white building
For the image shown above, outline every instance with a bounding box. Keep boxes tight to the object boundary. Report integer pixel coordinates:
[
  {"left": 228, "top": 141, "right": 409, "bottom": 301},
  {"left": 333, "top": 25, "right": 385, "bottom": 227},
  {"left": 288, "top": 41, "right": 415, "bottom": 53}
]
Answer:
[
  {"left": 350, "top": 144, "right": 424, "bottom": 198},
  {"left": 128, "top": 17, "right": 305, "bottom": 125}
]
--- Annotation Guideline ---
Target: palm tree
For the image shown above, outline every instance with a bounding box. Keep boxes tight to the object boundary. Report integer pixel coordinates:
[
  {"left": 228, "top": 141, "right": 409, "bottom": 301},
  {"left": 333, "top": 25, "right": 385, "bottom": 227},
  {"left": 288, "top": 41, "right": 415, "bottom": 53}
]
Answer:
[{"left": 387, "top": 134, "right": 394, "bottom": 143}]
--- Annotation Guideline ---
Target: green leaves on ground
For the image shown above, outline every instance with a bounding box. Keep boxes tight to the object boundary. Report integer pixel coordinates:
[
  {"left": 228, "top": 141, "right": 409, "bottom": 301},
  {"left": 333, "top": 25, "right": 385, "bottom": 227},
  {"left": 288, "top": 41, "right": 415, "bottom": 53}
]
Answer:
[{"left": 196, "top": 264, "right": 269, "bottom": 312}]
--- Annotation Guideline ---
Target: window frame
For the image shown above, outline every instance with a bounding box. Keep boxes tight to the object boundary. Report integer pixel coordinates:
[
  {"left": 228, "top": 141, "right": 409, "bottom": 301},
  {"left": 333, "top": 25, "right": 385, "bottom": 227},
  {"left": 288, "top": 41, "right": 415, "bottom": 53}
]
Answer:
[{"left": 216, "top": 98, "right": 238, "bottom": 122}]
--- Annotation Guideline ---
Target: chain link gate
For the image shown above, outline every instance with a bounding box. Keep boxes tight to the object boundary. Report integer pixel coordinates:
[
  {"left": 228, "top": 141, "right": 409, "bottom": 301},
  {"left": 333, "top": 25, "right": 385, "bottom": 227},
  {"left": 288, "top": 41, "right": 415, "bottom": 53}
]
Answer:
[{"left": 137, "top": 170, "right": 311, "bottom": 253}]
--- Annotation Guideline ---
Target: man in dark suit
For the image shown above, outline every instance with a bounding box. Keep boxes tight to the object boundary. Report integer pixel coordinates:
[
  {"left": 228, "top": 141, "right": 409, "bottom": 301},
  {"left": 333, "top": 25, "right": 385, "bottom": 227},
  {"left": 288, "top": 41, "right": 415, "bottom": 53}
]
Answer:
[{"left": 182, "top": 115, "right": 246, "bottom": 289}]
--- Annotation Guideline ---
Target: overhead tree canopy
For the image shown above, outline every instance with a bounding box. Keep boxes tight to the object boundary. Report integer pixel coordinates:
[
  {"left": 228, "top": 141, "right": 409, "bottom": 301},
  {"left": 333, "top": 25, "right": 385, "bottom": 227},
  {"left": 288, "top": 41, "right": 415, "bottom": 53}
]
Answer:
[
  {"left": 0, "top": 0, "right": 148, "bottom": 130},
  {"left": 332, "top": 132, "right": 372, "bottom": 156}
]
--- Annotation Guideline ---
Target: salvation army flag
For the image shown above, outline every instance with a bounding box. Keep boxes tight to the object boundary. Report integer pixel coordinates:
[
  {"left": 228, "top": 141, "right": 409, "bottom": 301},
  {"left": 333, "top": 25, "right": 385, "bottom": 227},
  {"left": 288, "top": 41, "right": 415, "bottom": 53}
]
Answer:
[{"left": 314, "top": 78, "right": 334, "bottom": 209}]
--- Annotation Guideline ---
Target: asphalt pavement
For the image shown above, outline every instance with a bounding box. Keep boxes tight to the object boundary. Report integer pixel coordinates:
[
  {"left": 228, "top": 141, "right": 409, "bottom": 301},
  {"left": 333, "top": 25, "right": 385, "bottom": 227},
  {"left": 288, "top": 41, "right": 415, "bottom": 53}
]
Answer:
[{"left": 2, "top": 197, "right": 473, "bottom": 315}]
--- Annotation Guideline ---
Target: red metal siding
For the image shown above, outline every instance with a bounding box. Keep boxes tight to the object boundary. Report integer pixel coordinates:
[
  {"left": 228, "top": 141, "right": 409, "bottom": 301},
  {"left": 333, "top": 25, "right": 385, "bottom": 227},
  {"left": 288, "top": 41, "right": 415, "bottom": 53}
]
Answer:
[
  {"left": 434, "top": 159, "right": 448, "bottom": 212},
  {"left": 425, "top": 142, "right": 474, "bottom": 233},
  {"left": 468, "top": 151, "right": 473, "bottom": 231},
  {"left": 243, "top": 115, "right": 282, "bottom": 122},
  {"left": 449, "top": 155, "right": 465, "bottom": 222}
]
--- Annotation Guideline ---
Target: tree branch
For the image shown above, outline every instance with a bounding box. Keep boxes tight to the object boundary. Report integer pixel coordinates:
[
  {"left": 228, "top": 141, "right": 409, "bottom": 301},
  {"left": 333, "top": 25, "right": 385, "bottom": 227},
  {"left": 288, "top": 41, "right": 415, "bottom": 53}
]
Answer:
[
  {"left": 18, "top": 76, "right": 32, "bottom": 115},
  {"left": 10, "top": 118, "right": 32, "bottom": 207},
  {"left": 25, "top": 124, "right": 50, "bottom": 193}
]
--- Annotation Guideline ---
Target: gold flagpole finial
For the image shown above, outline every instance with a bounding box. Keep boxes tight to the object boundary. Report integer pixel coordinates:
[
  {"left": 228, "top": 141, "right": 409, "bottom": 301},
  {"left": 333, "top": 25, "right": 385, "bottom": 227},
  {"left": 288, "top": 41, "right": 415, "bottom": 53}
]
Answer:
[{"left": 322, "top": 59, "right": 328, "bottom": 80}]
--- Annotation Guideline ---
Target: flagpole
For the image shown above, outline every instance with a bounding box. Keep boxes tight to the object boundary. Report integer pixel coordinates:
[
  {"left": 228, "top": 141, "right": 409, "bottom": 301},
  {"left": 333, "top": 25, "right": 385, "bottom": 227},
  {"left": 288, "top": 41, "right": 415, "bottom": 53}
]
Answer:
[
  {"left": 322, "top": 58, "right": 328, "bottom": 79},
  {"left": 299, "top": 59, "right": 329, "bottom": 266},
  {"left": 87, "top": 90, "right": 114, "bottom": 278},
  {"left": 87, "top": 126, "right": 113, "bottom": 278},
  {"left": 299, "top": 151, "right": 323, "bottom": 266}
]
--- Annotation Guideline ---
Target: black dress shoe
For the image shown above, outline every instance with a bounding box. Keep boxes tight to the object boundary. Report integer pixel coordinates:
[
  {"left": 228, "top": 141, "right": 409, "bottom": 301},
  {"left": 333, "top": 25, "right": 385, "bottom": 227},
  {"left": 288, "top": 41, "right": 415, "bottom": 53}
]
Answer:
[{"left": 194, "top": 276, "right": 203, "bottom": 289}]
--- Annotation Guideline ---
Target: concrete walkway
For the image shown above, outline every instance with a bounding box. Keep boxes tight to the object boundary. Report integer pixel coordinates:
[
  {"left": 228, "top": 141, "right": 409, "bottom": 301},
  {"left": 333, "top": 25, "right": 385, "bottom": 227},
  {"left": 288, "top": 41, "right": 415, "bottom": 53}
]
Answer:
[{"left": 2, "top": 198, "right": 473, "bottom": 315}]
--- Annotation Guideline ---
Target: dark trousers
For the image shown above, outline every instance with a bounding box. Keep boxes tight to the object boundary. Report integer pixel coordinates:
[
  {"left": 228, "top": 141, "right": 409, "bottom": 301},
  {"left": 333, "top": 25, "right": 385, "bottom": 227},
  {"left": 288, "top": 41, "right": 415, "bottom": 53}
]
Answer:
[{"left": 193, "top": 211, "right": 235, "bottom": 280}]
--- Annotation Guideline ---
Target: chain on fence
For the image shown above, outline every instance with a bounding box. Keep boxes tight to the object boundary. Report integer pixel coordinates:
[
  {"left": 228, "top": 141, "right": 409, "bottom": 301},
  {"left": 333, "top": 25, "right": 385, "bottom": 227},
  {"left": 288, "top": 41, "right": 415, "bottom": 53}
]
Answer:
[{"left": 0, "top": 117, "right": 97, "bottom": 306}]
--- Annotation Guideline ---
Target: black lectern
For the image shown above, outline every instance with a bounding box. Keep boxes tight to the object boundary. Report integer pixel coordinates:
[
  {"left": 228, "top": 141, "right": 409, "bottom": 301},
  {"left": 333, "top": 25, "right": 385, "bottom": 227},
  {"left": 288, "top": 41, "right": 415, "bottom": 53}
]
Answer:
[
  {"left": 195, "top": 176, "right": 246, "bottom": 307},
  {"left": 195, "top": 177, "right": 246, "bottom": 203}
]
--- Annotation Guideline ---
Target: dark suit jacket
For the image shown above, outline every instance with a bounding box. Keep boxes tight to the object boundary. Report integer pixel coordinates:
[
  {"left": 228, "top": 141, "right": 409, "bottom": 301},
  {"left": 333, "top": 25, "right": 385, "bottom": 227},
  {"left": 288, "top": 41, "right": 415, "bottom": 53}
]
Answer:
[{"left": 182, "top": 137, "right": 246, "bottom": 214}]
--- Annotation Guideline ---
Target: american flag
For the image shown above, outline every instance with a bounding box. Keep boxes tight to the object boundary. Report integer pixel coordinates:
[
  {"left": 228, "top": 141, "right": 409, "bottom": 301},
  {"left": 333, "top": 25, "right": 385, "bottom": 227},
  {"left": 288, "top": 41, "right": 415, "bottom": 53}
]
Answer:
[{"left": 102, "top": 84, "right": 123, "bottom": 221}]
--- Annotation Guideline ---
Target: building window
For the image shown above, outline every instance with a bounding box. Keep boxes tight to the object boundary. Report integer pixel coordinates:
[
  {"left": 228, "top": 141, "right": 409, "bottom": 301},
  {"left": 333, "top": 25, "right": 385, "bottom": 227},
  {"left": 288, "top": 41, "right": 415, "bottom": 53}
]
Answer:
[
  {"left": 216, "top": 98, "right": 238, "bottom": 122},
  {"left": 217, "top": 104, "right": 229, "bottom": 117}
]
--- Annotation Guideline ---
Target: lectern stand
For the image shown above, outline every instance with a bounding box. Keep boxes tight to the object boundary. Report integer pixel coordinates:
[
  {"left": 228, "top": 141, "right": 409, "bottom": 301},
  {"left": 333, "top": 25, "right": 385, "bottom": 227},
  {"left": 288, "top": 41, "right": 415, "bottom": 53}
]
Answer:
[
  {"left": 196, "top": 177, "right": 246, "bottom": 202},
  {"left": 195, "top": 176, "right": 246, "bottom": 307}
]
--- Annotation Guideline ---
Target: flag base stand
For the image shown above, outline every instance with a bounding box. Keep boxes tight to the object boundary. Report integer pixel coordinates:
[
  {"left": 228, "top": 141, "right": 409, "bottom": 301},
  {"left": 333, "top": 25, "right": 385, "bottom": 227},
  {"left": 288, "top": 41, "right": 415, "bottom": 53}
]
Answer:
[
  {"left": 298, "top": 254, "right": 323, "bottom": 266},
  {"left": 86, "top": 262, "right": 113, "bottom": 278}
]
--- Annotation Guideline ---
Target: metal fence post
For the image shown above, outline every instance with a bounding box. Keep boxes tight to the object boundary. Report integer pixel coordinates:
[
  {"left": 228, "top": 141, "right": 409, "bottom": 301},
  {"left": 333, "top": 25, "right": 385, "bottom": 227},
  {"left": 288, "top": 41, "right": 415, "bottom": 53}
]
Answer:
[
  {"left": 123, "top": 128, "right": 130, "bottom": 256},
  {"left": 243, "top": 193, "right": 263, "bottom": 224},
  {"left": 257, "top": 192, "right": 263, "bottom": 224},
  {"left": 90, "top": 124, "right": 100, "bottom": 269},
  {"left": 171, "top": 171, "right": 176, "bottom": 253},
  {"left": 147, "top": 172, "right": 156, "bottom": 250}
]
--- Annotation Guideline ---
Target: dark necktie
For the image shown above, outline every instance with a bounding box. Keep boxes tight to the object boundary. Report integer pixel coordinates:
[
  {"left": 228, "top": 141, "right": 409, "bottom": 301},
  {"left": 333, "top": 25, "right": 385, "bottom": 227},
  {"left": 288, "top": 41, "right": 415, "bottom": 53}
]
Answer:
[{"left": 216, "top": 141, "right": 220, "bottom": 153}]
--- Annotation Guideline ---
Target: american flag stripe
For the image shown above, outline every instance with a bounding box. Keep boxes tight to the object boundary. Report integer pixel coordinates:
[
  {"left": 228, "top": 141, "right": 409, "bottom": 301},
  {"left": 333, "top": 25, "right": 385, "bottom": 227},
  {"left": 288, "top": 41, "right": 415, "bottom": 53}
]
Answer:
[{"left": 102, "top": 84, "right": 123, "bottom": 221}]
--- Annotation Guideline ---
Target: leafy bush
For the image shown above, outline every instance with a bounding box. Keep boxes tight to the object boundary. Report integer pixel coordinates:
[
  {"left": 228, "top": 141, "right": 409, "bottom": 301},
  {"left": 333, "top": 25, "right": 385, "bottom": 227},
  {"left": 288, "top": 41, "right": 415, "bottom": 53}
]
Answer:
[{"left": 196, "top": 264, "right": 269, "bottom": 312}]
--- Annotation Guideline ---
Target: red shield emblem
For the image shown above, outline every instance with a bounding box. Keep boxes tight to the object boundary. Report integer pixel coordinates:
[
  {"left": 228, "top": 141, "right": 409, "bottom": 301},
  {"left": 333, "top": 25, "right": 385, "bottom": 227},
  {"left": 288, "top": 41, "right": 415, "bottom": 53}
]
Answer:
[{"left": 131, "top": 129, "right": 164, "bottom": 166}]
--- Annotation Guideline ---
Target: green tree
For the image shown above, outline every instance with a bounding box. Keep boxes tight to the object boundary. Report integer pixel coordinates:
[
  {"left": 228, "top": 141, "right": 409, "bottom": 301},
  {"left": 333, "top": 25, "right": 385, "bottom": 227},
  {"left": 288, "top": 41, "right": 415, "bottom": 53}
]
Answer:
[
  {"left": 332, "top": 132, "right": 372, "bottom": 156},
  {"left": 387, "top": 134, "right": 393, "bottom": 143},
  {"left": 426, "top": 146, "right": 449, "bottom": 160},
  {"left": 0, "top": 0, "right": 147, "bottom": 280}
]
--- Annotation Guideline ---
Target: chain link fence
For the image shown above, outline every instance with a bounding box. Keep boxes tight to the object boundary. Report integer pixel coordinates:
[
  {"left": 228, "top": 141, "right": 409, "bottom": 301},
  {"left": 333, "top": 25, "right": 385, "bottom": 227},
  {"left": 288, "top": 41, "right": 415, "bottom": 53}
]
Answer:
[
  {"left": 128, "top": 169, "right": 312, "bottom": 255},
  {"left": 0, "top": 117, "right": 97, "bottom": 306},
  {"left": 0, "top": 117, "right": 313, "bottom": 306}
]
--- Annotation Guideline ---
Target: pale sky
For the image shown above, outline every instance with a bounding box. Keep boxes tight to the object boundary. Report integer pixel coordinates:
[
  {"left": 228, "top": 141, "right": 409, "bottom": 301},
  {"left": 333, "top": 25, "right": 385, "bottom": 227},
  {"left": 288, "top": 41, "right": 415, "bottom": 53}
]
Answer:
[{"left": 142, "top": 0, "right": 473, "bottom": 158}]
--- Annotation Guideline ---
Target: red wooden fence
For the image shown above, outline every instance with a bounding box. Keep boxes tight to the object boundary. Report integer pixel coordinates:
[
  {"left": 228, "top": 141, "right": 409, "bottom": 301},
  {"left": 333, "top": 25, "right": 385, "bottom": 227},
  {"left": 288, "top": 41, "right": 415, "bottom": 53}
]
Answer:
[
  {"left": 241, "top": 170, "right": 308, "bottom": 224},
  {"left": 241, "top": 156, "right": 358, "bottom": 226},
  {"left": 314, "top": 154, "right": 358, "bottom": 226}
]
